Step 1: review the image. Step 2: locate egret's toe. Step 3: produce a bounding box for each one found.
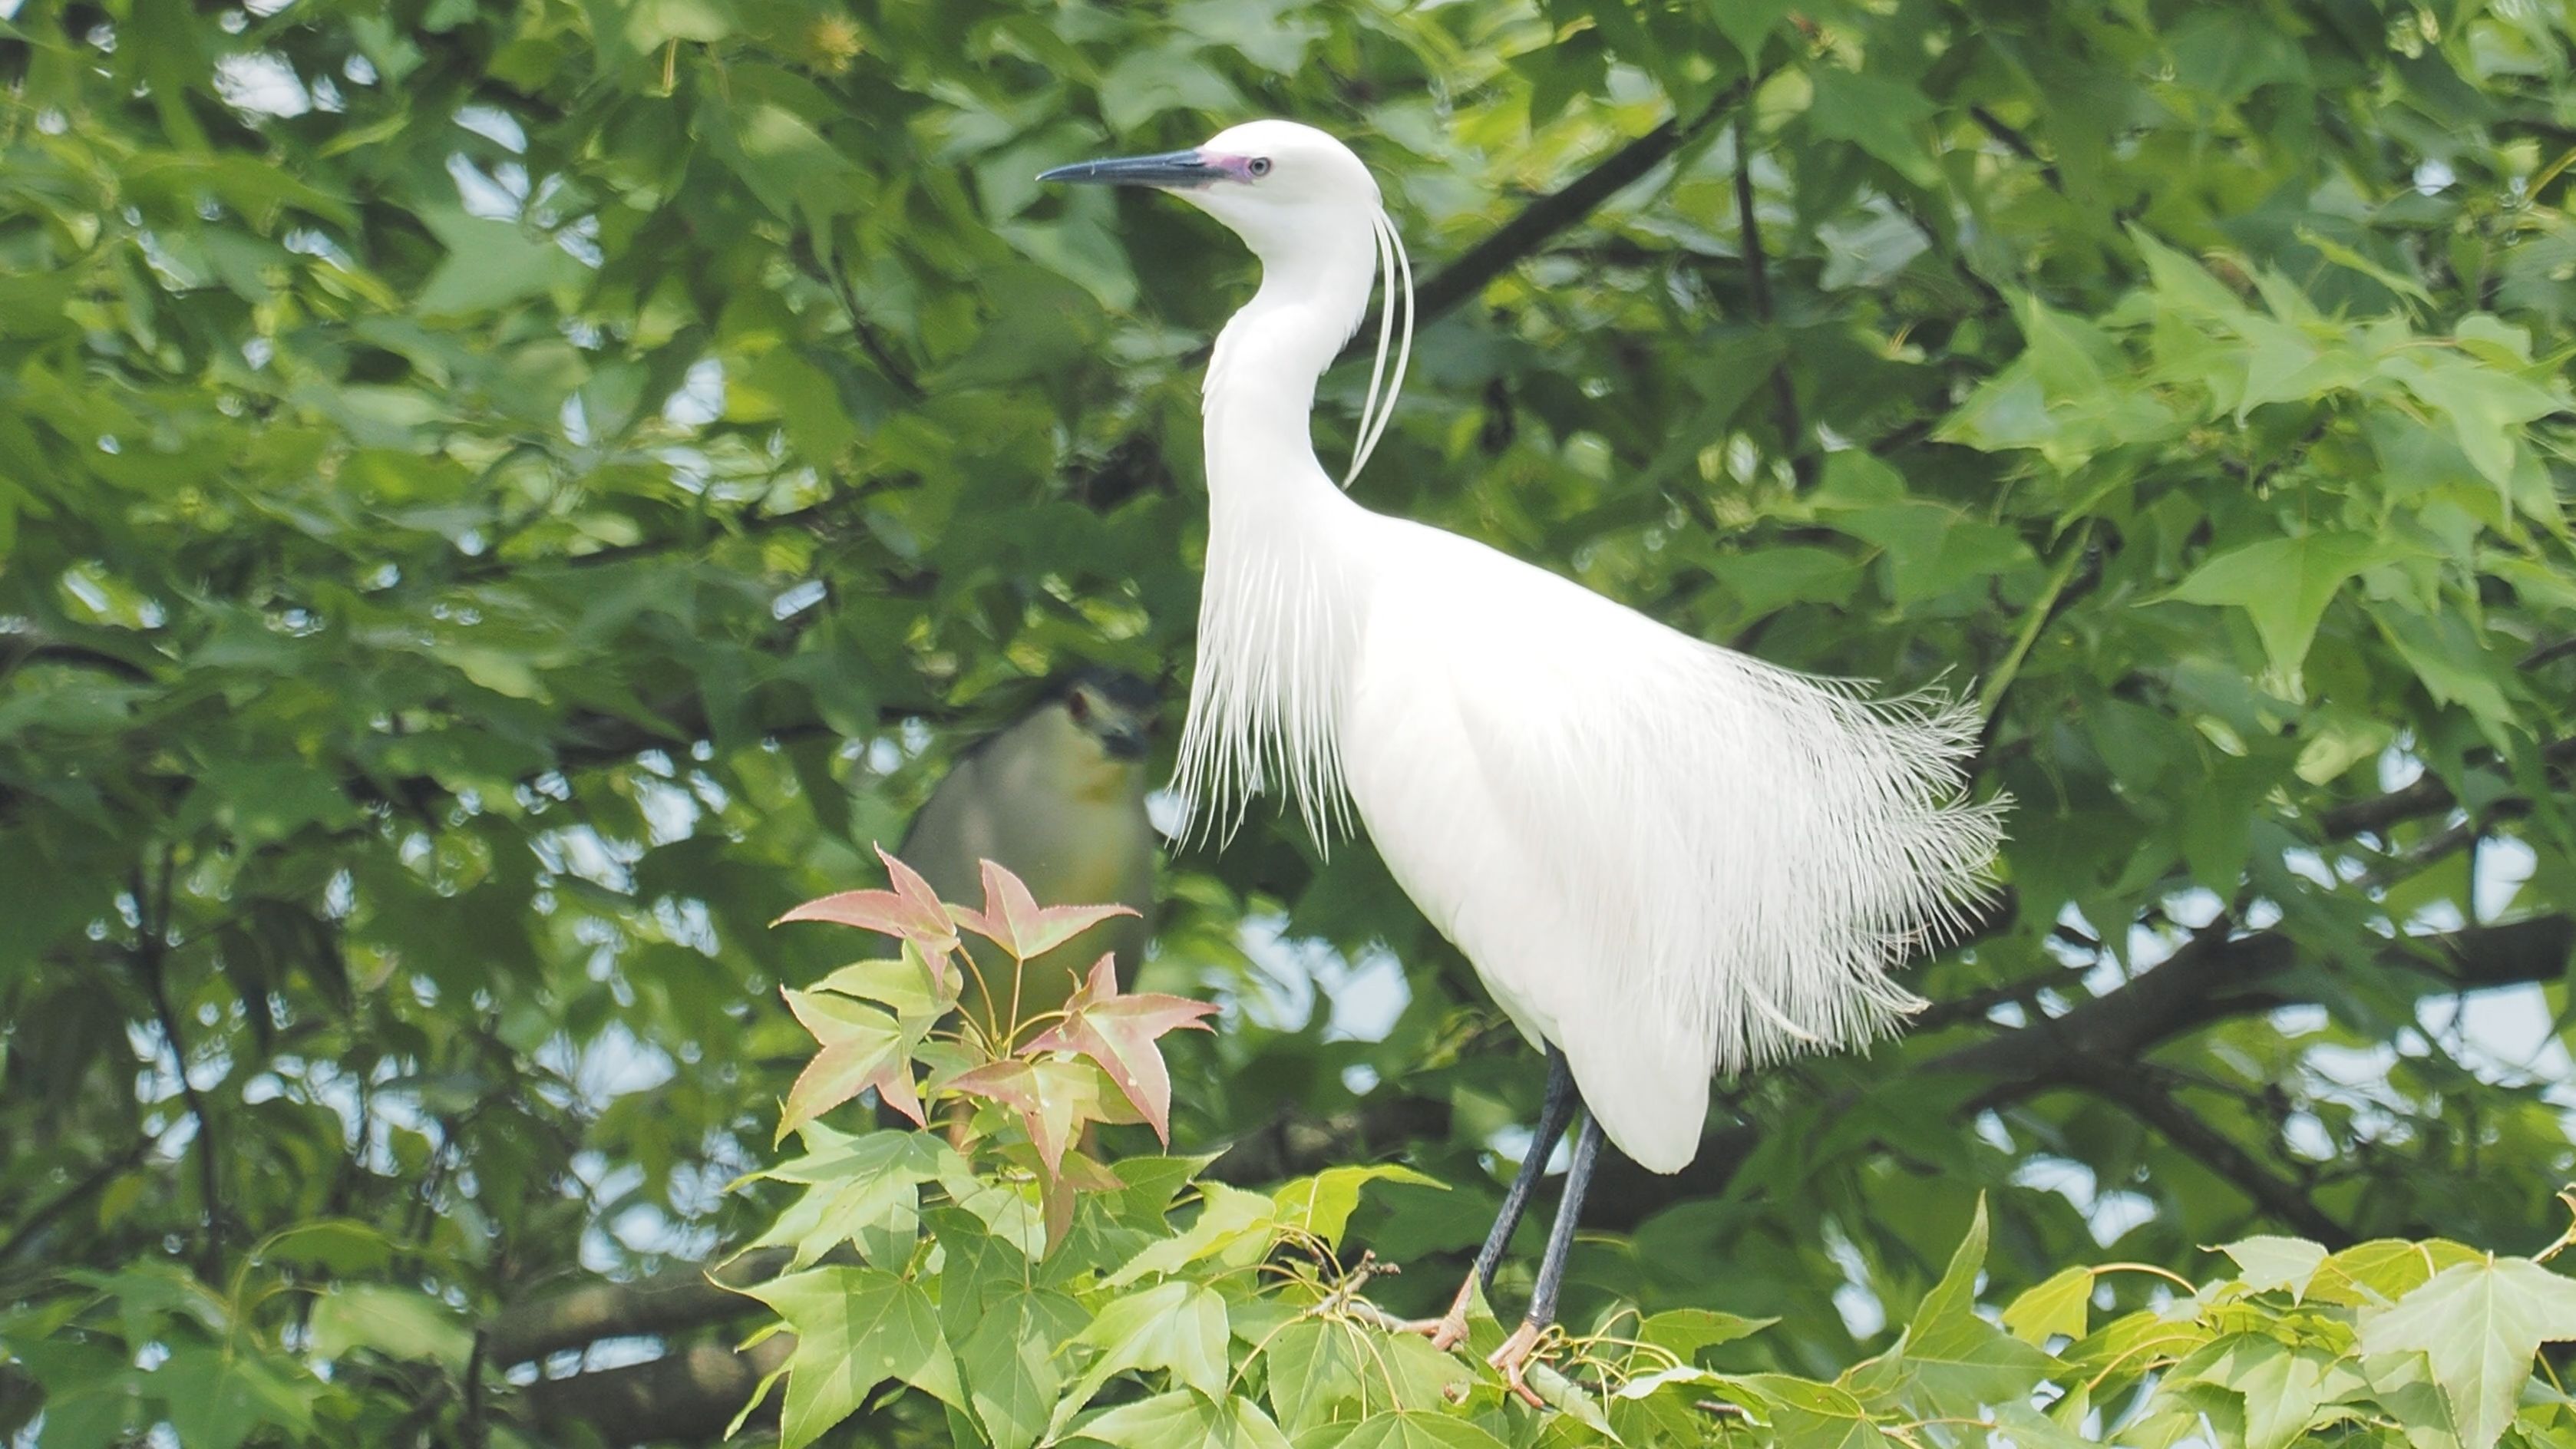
[1487,1319,1547,1409]
[1398,1276,1478,1351]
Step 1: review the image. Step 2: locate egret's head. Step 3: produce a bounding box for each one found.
[1039,119,1380,262]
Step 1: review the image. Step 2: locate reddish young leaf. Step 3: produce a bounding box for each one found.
[773,848,963,986]
[949,858,1138,961]
[876,845,959,947]
[777,989,923,1139]
[945,1056,1099,1177]
[774,888,935,938]
[1024,955,1218,1144]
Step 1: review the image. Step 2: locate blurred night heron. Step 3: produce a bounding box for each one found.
[1042,121,2003,1398]
[898,669,1161,1020]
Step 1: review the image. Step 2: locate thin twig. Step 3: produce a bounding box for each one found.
[0,1141,150,1272]
[2520,636,2576,670]
[133,855,226,1275]
[788,233,922,401]
[1734,132,1811,487]
[463,1332,490,1449]
[1967,105,2061,190]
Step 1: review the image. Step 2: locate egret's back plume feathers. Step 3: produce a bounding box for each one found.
[1068,117,2004,1173]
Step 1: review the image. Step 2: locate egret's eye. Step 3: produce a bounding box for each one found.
[1247,157,1273,178]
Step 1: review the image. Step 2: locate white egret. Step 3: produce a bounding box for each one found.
[1042,120,2003,1398]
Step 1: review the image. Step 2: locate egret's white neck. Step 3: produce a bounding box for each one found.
[1176,216,1382,846]
[1200,227,1378,503]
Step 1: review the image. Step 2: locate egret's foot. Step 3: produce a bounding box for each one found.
[1397,1276,1478,1352]
[1487,1319,1548,1408]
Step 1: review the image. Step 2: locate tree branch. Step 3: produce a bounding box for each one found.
[2316,735,2576,838]
[2070,1063,2350,1246]
[519,1335,789,1448]
[1204,1093,1454,1187]
[1337,87,1740,364]
[1925,913,2574,1090]
[484,1251,785,1368]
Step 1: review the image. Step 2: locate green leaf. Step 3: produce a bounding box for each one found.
[1719,546,1864,615]
[180,761,357,847]
[1805,67,1938,186]
[1739,1374,1897,1449]
[1640,1307,1774,1360]
[1097,41,1247,132]
[2223,1236,2330,1301]
[1263,1319,1367,1435]
[745,1267,963,1449]
[257,1219,395,1274]
[1328,1411,1513,1448]
[751,1124,960,1267]
[154,1345,312,1449]
[2178,1333,2368,1449]
[1828,502,2034,605]
[2380,610,2517,726]
[1862,1196,2059,1416]
[307,1284,473,1371]
[2313,1239,2488,1307]
[777,988,921,1137]
[2059,1309,2215,1399]
[2358,1257,2576,1449]
[1077,1390,1292,1449]
[1271,1164,1444,1252]
[1712,0,1800,62]
[958,1288,1086,1449]
[2379,348,2565,490]
[2168,530,2406,682]
[813,952,952,1038]
[1106,1181,1277,1286]
[2001,1266,2094,1345]
[1055,1279,1231,1429]
[414,208,583,315]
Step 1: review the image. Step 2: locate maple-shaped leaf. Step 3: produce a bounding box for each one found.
[774,847,963,968]
[813,947,955,1037]
[1023,955,1217,1144]
[945,1055,1100,1177]
[949,858,1138,962]
[778,988,923,1139]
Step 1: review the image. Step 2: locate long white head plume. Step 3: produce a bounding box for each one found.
[1342,209,1415,488]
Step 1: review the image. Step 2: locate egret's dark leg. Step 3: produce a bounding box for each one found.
[1405,1045,1577,1351]
[1489,1108,1605,1407]
[1475,1046,1579,1289]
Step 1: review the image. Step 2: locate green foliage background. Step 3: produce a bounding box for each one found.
[5,0,2576,1443]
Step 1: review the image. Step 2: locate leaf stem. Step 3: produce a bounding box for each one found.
[1981,520,2093,715]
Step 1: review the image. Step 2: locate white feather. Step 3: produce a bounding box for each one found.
[1165,120,2005,1173]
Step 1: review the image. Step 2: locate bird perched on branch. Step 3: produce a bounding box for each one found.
[1044,121,2003,1400]
[897,669,1161,1022]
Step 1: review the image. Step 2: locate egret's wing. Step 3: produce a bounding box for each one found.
[1353,530,2001,1170]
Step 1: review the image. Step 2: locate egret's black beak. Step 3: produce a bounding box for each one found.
[1038,150,1220,189]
